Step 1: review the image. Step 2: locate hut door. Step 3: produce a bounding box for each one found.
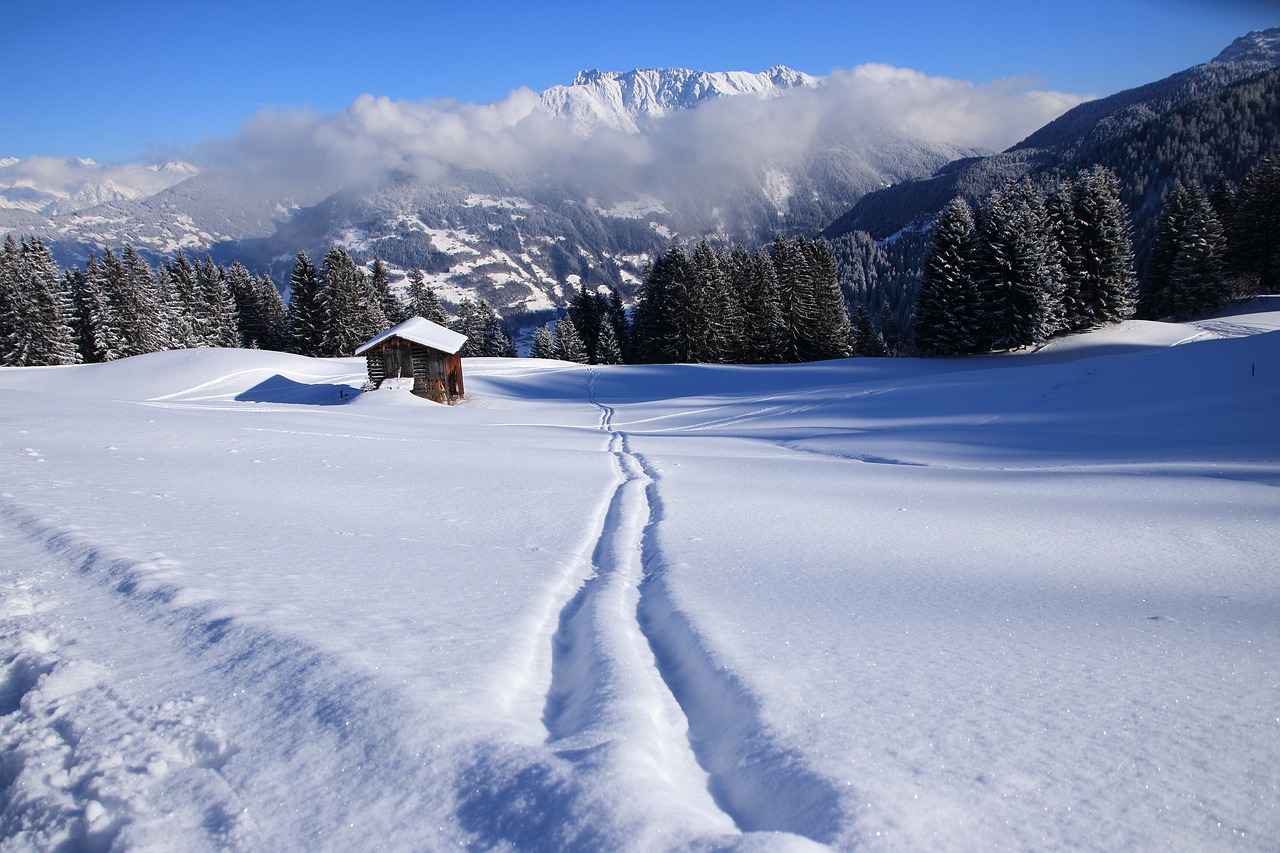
[384,343,413,378]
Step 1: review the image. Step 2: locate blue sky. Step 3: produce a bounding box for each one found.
[4,0,1276,163]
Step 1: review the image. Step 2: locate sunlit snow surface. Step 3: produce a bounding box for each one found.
[2,301,1278,851]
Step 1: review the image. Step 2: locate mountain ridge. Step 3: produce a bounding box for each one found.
[823,27,1280,243]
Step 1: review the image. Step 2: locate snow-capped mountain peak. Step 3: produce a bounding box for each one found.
[1209,27,1280,67]
[541,65,822,134]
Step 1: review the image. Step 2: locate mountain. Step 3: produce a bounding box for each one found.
[539,66,820,134]
[0,66,976,319]
[0,157,198,217]
[822,28,1280,248]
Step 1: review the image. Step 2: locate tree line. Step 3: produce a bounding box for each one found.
[1138,154,1279,320]
[912,166,1137,356]
[5,157,1273,369]
[529,236,870,365]
[0,240,516,367]
[912,155,1277,357]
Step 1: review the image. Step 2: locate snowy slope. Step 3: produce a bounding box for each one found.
[2,302,1278,851]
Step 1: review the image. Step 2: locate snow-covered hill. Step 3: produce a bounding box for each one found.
[2,303,1278,850]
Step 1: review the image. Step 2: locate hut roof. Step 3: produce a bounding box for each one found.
[355,317,467,356]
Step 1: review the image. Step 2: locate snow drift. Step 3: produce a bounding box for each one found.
[1,301,1277,851]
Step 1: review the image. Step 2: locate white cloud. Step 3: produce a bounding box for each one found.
[197,63,1088,199]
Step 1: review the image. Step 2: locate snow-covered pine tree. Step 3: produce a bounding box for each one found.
[552,314,588,363]
[633,243,694,364]
[369,258,404,325]
[71,255,114,362]
[688,240,739,364]
[739,249,787,363]
[256,274,287,349]
[0,236,77,366]
[228,262,286,350]
[974,179,1061,350]
[530,325,556,359]
[1069,166,1136,328]
[1140,183,1197,320]
[852,303,886,357]
[606,287,630,363]
[161,251,203,349]
[96,246,167,358]
[914,196,980,356]
[569,283,602,363]
[195,254,239,348]
[0,236,27,365]
[287,250,325,356]
[481,306,515,358]
[594,314,623,365]
[802,237,853,360]
[1169,191,1229,320]
[453,299,486,356]
[318,246,387,357]
[772,236,816,362]
[21,238,78,365]
[1233,154,1280,292]
[1046,181,1088,333]
[405,268,450,327]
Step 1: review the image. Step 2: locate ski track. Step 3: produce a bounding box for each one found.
[536,370,846,845]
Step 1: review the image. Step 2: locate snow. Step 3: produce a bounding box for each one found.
[2,301,1279,851]
[354,317,467,356]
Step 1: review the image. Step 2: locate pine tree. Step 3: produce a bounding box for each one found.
[0,236,78,366]
[595,315,624,365]
[914,197,980,356]
[552,315,588,363]
[92,245,167,359]
[1169,192,1229,320]
[772,236,816,362]
[0,236,27,365]
[318,246,386,357]
[481,306,515,358]
[606,287,631,363]
[530,325,556,359]
[1069,166,1136,327]
[974,179,1062,350]
[1233,154,1280,292]
[21,238,78,365]
[370,257,404,325]
[228,262,286,349]
[162,250,203,348]
[195,254,239,348]
[1045,182,1088,332]
[633,244,694,364]
[287,250,325,356]
[72,254,115,362]
[405,268,450,326]
[1141,183,1197,319]
[569,283,602,363]
[802,238,853,360]
[852,304,886,357]
[739,249,787,363]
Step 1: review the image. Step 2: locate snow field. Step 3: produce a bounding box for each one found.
[1,300,1278,850]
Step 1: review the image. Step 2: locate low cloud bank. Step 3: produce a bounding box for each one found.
[203,63,1088,191]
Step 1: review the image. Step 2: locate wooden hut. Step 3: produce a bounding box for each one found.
[355,317,467,403]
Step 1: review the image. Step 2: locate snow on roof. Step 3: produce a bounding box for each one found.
[355,317,467,356]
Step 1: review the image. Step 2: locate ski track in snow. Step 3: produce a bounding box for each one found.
[535,369,846,845]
